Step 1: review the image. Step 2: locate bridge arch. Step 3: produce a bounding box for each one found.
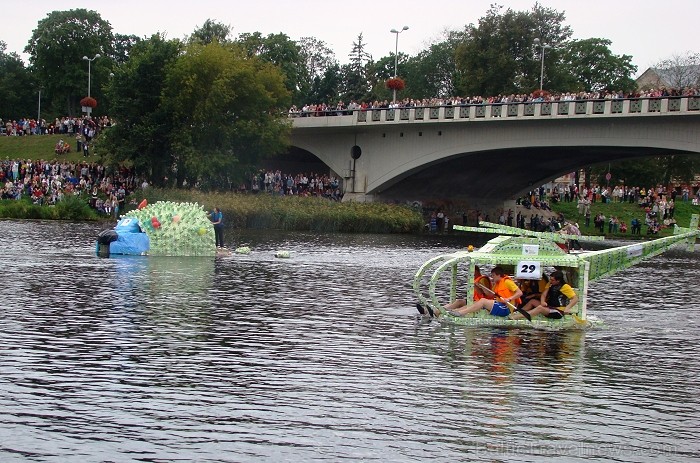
[289,97,700,204]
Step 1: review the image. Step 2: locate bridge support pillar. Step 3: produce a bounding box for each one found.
[342,192,374,203]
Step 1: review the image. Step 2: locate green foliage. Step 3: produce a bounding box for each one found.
[451,4,638,96]
[25,9,114,116]
[0,196,99,220]
[0,41,37,119]
[135,189,424,234]
[99,34,181,185]
[455,3,572,96]
[403,31,466,98]
[111,34,141,65]
[558,39,637,92]
[590,155,700,187]
[307,63,342,105]
[163,41,291,188]
[237,32,306,104]
[189,19,233,45]
[54,194,99,220]
[298,37,336,80]
[341,33,373,102]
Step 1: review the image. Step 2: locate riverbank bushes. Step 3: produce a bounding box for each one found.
[134,188,423,234]
[0,195,100,220]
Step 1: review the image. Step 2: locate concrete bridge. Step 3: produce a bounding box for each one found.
[289,96,700,212]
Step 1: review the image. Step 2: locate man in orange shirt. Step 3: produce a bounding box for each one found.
[446,266,522,318]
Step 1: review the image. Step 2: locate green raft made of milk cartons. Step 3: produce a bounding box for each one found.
[96,200,216,257]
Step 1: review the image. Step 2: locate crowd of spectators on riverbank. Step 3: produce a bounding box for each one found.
[533,182,698,235]
[245,169,342,201]
[0,115,113,137]
[0,158,140,216]
[0,157,344,214]
[288,85,700,117]
[498,179,700,239]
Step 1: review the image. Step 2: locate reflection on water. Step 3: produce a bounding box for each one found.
[0,221,698,462]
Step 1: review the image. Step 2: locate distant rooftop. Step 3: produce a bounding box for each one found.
[637,65,700,89]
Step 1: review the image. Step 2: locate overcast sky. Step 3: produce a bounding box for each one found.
[3,0,698,76]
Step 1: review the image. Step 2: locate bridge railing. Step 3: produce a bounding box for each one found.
[289,96,700,123]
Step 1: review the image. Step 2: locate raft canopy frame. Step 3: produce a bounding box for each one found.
[414,214,699,325]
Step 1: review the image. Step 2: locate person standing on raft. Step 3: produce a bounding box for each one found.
[208,207,225,248]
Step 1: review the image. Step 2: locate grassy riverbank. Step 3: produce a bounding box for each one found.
[550,198,700,237]
[0,134,89,163]
[133,188,423,234]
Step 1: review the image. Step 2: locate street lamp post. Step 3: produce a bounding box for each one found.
[82,53,101,98]
[533,38,552,91]
[389,26,409,103]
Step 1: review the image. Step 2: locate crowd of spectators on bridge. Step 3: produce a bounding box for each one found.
[0,158,141,217]
[288,85,700,117]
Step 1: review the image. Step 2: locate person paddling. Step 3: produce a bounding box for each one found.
[510,270,578,320]
[416,266,492,317]
[434,266,522,318]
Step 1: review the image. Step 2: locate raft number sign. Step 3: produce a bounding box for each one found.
[515,260,542,280]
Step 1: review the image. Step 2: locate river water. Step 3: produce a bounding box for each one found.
[0,220,698,462]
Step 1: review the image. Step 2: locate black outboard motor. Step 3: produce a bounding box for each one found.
[96,229,118,257]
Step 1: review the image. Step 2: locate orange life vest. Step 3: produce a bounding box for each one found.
[492,275,521,306]
[473,275,493,301]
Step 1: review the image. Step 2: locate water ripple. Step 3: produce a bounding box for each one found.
[0,221,698,462]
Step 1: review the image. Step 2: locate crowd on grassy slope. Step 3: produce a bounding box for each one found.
[1,115,113,137]
[514,183,699,236]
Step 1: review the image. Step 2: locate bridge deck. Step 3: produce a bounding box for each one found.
[291,96,700,128]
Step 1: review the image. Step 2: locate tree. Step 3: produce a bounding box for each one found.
[189,19,232,45]
[112,34,142,65]
[237,32,306,105]
[308,63,342,105]
[455,3,572,96]
[100,34,182,185]
[298,37,336,80]
[591,155,700,187]
[0,41,37,119]
[651,52,700,88]
[558,38,637,92]
[162,42,291,188]
[25,9,115,116]
[403,30,466,98]
[366,53,404,101]
[342,33,373,102]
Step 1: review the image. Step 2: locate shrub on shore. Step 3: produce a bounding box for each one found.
[0,195,100,221]
[132,188,423,234]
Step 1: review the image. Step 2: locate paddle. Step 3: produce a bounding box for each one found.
[475,282,531,321]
